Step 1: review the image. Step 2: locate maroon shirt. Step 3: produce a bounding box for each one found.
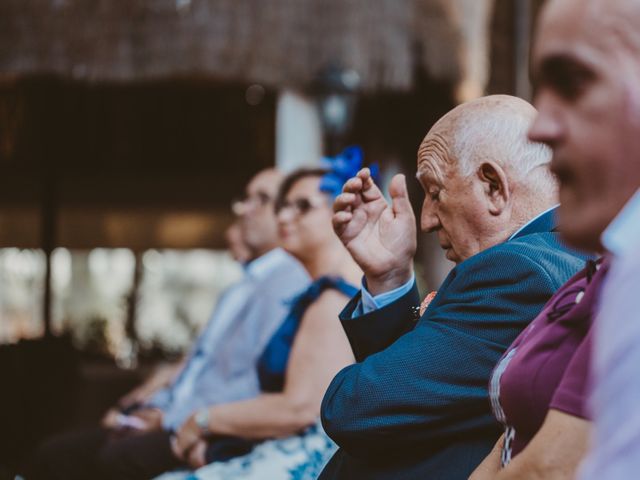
[489,260,608,465]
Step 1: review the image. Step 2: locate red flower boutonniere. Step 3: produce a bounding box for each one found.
[420,291,438,316]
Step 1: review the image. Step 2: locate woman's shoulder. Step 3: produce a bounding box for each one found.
[302,276,357,300]
[300,280,354,323]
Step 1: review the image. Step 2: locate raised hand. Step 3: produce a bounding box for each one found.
[333,168,417,295]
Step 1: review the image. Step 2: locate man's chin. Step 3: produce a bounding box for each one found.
[557,203,612,253]
[559,220,605,253]
[444,248,459,263]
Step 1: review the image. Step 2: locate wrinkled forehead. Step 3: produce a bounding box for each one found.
[416,132,451,186]
[417,103,472,185]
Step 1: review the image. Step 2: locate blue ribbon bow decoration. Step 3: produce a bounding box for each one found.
[319,146,380,199]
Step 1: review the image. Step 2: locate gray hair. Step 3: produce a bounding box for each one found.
[452,103,553,183]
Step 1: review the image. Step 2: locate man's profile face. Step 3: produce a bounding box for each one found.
[225,222,251,264]
[238,170,281,256]
[528,0,640,251]
[417,157,491,264]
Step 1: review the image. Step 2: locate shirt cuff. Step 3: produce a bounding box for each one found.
[354,273,416,316]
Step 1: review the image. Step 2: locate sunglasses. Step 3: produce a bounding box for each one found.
[275,195,328,217]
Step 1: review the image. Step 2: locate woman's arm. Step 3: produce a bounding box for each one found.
[494,409,590,480]
[469,434,504,480]
[174,290,355,456]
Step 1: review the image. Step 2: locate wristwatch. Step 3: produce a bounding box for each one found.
[194,408,210,435]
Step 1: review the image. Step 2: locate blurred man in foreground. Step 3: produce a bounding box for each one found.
[526,0,640,478]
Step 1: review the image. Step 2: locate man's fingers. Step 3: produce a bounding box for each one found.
[333,192,357,213]
[333,210,353,228]
[355,168,385,203]
[389,174,413,217]
[356,167,370,179]
[340,168,384,205]
[332,211,353,239]
[342,176,363,194]
[357,167,376,191]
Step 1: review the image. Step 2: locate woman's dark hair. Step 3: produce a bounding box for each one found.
[274,168,329,213]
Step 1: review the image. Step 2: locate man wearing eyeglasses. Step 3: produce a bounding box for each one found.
[29,169,310,480]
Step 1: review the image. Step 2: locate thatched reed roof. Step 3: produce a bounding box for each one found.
[0,0,493,93]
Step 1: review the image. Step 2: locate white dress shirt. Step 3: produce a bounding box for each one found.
[148,248,310,430]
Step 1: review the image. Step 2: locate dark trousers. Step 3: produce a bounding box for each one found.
[27,427,184,480]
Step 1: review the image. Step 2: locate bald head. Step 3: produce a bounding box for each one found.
[418,95,555,199]
[415,95,558,263]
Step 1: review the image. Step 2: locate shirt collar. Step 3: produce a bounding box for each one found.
[245,247,291,279]
[601,188,640,258]
[508,204,559,241]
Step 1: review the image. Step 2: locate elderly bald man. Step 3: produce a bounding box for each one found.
[318,95,590,480]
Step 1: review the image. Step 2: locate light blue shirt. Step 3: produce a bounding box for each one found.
[147,248,310,430]
[579,189,640,480]
[356,206,559,315]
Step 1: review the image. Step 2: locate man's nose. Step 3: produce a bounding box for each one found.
[528,92,563,148]
[421,201,440,232]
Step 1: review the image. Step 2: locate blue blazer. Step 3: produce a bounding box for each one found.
[319,210,591,480]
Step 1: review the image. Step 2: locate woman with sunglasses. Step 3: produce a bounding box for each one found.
[158,151,366,480]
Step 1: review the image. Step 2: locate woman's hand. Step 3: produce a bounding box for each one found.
[172,414,203,460]
[186,440,207,468]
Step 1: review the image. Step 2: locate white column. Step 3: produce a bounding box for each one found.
[275,90,324,172]
[452,0,494,102]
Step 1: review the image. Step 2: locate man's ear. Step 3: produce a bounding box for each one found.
[477,162,509,215]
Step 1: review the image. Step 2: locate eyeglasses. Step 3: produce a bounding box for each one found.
[275,196,328,217]
[231,191,272,215]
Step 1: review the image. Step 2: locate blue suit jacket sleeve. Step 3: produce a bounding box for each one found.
[321,245,565,458]
[339,285,421,362]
